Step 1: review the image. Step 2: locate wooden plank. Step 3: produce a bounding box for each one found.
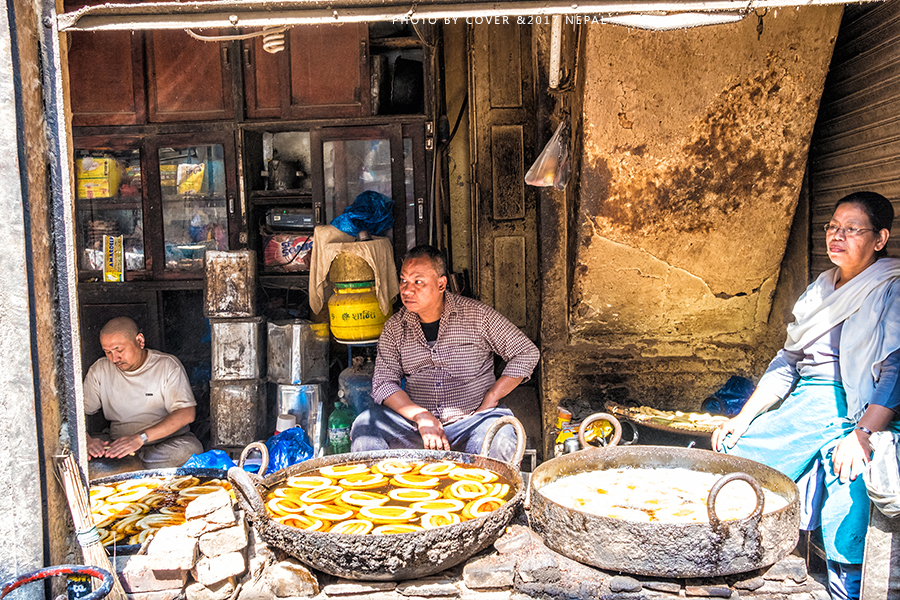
[491,125,525,221]
[488,27,523,108]
[493,236,526,327]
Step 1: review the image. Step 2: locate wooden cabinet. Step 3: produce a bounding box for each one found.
[243,24,370,120]
[67,29,145,126]
[146,31,235,122]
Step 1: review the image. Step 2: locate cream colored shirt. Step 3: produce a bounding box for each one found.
[83,349,196,439]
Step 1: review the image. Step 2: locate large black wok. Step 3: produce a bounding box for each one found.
[229,417,526,581]
[90,466,231,554]
[528,445,800,578]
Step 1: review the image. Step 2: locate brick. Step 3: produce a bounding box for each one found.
[463,555,515,589]
[113,555,187,594]
[192,551,247,587]
[146,524,199,570]
[396,577,458,597]
[323,580,398,595]
[265,560,319,597]
[127,589,183,600]
[185,489,232,520]
[200,522,249,558]
[185,580,235,600]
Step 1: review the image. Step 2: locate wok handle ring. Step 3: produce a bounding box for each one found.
[577,413,623,449]
[239,441,269,477]
[228,465,268,519]
[707,471,765,527]
[480,416,527,467]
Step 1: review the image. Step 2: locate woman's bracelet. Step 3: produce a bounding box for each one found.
[855,425,874,436]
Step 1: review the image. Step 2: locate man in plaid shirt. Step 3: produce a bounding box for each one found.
[350,245,539,461]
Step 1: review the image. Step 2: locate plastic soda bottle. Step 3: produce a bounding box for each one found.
[327,401,354,454]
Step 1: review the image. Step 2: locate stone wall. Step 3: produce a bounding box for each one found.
[538,9,844,449]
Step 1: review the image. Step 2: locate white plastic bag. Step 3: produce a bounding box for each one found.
[863,431,900,517]
[525,120,570,190]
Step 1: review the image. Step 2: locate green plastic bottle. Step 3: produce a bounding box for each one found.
[327,401,354,454]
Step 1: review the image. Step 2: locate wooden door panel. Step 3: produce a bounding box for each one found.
[286,24,370,119]
[242,37,281,119]
[68,30,145,126]
[146,30,233,122]
[471,24,538,340]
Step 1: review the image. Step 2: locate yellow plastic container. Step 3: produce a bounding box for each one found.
[328,283,391,342]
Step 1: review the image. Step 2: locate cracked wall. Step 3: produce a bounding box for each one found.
[542,9,843,428]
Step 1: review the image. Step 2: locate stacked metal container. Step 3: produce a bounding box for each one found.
[205,250,266,448]
[267,320,330,456]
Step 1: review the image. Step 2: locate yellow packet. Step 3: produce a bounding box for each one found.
[103,235,124,282]
[177,163,205,195]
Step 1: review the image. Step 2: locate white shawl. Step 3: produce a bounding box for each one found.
[785,257,900,421]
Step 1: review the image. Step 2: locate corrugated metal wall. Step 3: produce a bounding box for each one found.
[808,1,900,276]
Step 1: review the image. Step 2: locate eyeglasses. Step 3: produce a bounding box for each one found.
[823,224,875,237]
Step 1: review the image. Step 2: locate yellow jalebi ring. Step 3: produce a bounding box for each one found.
[178,485,225,499]
[372,460,414,476]
[328,519,375,535]
[358,505,417,524]
[267,497,307,516]
[447,467,498,484]
[371,523,423,535]
[388,488,442,502]
[164,476,199,491]
[420,511,462,529]
[270,487,309,500]
[128,529,153,545]
[97,528,126,547]
[390,474,440,489]
[115,478,163,491]
[298,486,344,504]
[461,496,506,519]
[89,486,115,501]
[158,506,185,516]
[286,475,333,490]
[277,514,326,531]
[106,486,156,504]
[411,499,465,513]
[447,480,489,500]
[303,504,354,522]
[111,514,145,534]
[485,483,511,499]
[141,492,176,508]
[319,464,369,478]
[338,490,389,508]
[418,461,457,476]
[338,473,386,490]
[97,502,136,517]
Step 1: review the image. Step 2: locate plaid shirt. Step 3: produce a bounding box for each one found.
[371,292,539,423]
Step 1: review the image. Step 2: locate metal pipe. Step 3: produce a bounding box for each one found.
[549,15,562,90]
[57,0,864,32]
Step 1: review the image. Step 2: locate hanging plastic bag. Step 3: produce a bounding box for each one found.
[331,190,394,237]
[182,449,238,470]
[265,426,314,472]
[864,431,900,517]
[525,119,571,191]
[700,375,755,416]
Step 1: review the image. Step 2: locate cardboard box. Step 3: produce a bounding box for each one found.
[76,157,122,199]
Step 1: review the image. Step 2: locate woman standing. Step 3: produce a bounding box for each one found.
[712,191,900,600]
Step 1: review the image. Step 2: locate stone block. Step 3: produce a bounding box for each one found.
[185,579,235,600]
[637,579,681,594]
[609,576,641,593]
[753,580,812,595]
[185,489,232,520]
[113,555,187,593]
[192,551,247,587]
[323,580,398,596]
[146,524,199,570]
[265,560,319,597]
[494,525,538,555]
[515,550,559,584]
[762,555,808,583]
[459,591,511,600]
[128,589,183,600]
[463,554,515,589]
[236,578,270,600]
[396,577,459,597]
[204,505,238,527]
[684,585,732,597]
[200,522,249,558]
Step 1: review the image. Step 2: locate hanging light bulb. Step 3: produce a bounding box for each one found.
[262,26,287,53]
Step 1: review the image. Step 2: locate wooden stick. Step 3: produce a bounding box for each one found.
[55,455,129,600]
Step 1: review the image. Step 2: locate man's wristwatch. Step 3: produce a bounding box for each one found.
[139,432,149,444]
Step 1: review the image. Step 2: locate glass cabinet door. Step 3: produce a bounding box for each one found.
[75,148,145,275]
[158,144,229,272]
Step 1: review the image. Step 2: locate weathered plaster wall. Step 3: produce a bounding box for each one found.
[539,9,842,441]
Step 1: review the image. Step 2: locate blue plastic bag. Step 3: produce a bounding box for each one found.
[331,191,394,237]
[265,427,314,472]
[701,375,755,416]
[182,449,237,470]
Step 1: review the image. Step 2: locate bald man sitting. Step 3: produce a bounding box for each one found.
[84,317,203,475]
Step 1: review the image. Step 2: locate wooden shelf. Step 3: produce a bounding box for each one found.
[250,191,313,205]
[370,37,424,50]
[259,273,310,289]
[77,198,142,210]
